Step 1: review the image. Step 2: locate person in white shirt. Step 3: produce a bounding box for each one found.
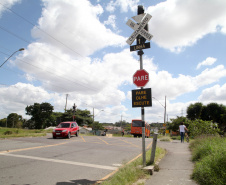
[179,122,188,143]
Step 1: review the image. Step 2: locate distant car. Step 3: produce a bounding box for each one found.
[52,122,79,139]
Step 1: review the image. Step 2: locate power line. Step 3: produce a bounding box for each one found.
[0,2,84,58]
[0,50,99,92]
[0,24,92,78]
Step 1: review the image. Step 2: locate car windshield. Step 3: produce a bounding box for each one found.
[58,123,70,128]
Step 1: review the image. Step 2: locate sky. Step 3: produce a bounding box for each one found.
[0,0,226,124]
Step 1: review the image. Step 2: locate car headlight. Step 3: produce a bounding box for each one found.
[62,130,67,132]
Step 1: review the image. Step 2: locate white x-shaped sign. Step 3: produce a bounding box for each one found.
[126,13,153,45]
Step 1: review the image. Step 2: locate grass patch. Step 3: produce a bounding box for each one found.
[0,127,48,138]
[101,147,166,185]
[159,136,171,142]
[170,135,181,140]
[190,135,226,185]
[112,133,133,137]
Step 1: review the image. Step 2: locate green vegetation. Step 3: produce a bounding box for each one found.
[112,133,133,137]
[0,127,50,138]
[170,135,180,140]
[167,116,187,132]
[187,102,226,133]
[190,135,226,185]
[188,119,220,137]
[167,117,221,138]
[0,102,132,132]
[167,102,225,136]
[159,136,171,142]
[101,147,166,185]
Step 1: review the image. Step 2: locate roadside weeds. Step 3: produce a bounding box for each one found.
[98,146,166,185]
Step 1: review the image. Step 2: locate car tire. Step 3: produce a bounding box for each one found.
[76,131,79,137]
[67,132,71,139]
[53,136,56,139]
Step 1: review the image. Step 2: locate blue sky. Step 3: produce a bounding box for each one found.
[0,0,226,124]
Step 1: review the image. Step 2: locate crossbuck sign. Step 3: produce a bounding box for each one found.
[126,13,153,45]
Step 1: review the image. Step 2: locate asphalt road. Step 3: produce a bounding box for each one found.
[0,134,152,185]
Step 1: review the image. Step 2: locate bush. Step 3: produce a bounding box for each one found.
[4,130,13,135]
[188,119,220,138]
[190,136,226,185]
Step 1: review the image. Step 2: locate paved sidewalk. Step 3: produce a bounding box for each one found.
[145,140,198,185]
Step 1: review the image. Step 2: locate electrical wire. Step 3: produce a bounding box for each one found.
[0,50,99,92]
[0,3,151,122]
[0,2,84,58]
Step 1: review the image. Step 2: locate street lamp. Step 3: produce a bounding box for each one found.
[0,48,24,68]
[153,96,166,124]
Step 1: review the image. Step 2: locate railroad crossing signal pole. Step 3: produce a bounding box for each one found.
[137,5,147,167]
[138,50,146,167]
[127,5,153,167]
[138,6,146,167]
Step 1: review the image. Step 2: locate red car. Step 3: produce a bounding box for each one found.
[52,122,79,139]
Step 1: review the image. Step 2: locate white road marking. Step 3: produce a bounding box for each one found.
[112,164,122,167]
[0,153,117,170]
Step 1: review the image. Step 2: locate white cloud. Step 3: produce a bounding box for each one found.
[24,73,36,82]
[106,0,115,13]
[31,0,126,57]
[147,0,226,52]
[2,0,226,124]
[0,82,130,123]
[12,42,226,123]
[198,84,226,104]
[146,65,226,101]
[104,15,117,30]
[196,57,217,69]
[145,101,190,123]
[194,65,226,87]
[0,0,21,17]
[0,83,53,118]
[106,0,139,13]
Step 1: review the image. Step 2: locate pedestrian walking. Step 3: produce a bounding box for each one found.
[179,122,188,143]
[121,129,124,137]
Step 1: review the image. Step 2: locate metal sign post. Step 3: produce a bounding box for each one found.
[126,5,153,167]
[138,49,146,167]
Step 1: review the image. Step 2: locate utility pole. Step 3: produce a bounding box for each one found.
[121,115,123,129]
[164,96,166,124]
[93,108,95,131]
[65,94,68,112]
[72,103,76,121]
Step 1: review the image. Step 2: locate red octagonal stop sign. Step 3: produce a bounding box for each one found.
[133,69,149,87]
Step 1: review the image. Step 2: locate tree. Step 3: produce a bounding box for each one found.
[23,119,35,129]
[168,116,187,132]
[93,121,104,130]
[6,113,23,128]
[201,103,226,132]
[59,109,93,126]
[0,118,7,127]
[187,102,203,120]
[186,102,226,133]
[26,102,54,129]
